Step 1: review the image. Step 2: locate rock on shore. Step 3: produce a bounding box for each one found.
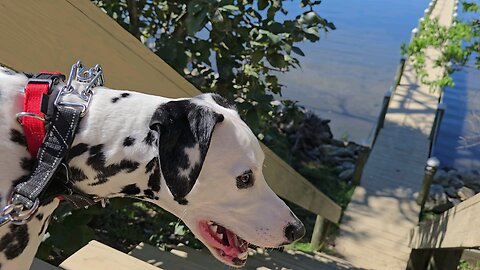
[424,168,480,213]
[282,112,361,183]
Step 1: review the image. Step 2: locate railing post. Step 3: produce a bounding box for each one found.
[310,215,330,250]
[394,57,406,87]
[352,146,370,186]
[416,157,440,218]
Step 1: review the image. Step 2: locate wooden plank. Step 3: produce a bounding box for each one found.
[409,193,480,249]
[0,0,341,221]
[60,241,161,270]
[130,242,362,270]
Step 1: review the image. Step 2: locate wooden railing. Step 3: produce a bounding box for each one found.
[407,192,480,269]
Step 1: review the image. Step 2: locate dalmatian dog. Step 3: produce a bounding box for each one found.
[0,65,305,270]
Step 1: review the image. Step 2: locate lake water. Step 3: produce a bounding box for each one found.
[280,0,480,170]
[431,5,480,170]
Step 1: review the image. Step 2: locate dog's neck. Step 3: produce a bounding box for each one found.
[0,71,181,269]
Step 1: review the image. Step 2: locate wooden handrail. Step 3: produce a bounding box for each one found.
[409,192,480,249]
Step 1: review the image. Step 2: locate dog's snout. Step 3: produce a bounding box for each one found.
[284,221,306,243]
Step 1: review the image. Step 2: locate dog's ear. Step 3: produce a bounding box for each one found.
[149,100,224,205]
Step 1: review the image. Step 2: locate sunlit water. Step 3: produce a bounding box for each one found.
[280,0,479,169]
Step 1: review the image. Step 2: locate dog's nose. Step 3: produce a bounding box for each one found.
[284,221,306,243]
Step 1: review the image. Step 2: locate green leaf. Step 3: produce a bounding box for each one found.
[258,0,268,10]
[219,5,239,11]
[292,46,305,56]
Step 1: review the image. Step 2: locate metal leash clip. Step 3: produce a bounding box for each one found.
[0,196,39,227]
[54,60,104,117]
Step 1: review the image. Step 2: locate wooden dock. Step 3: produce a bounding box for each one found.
[31,241,362,270]
[333,0,456,269]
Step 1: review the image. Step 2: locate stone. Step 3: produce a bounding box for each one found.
[339,168,354,181]
[429,184,446,202]
[444,186,458,198]
[462,172,480,186]
[341,161,355,170]
[449,177,464,189]
[330,147,355,158]
[457,187,476,201]
[433,169,449,186]
[447,197,461,206]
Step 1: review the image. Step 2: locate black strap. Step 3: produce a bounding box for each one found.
[13,106,81,209]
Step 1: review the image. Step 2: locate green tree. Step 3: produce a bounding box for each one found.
[405,1,479,90]
[92,0,334,140]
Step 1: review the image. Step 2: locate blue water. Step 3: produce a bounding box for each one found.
[280,0,480,170]
[433,62,480,170]
[280,0,428,143]
[432,5,480,170]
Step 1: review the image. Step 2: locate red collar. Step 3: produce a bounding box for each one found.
[20,72,65,157]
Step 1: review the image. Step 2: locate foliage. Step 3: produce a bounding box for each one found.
[405,1,479,91]
[458,259,479,270]
[92,0,334,138]
[37,198,202,264]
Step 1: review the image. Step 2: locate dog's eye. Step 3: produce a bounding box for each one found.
[236,170,254,189]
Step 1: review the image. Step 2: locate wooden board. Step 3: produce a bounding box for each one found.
[409,192,480,249]
[0,0,340,222]
[60,241,162,270]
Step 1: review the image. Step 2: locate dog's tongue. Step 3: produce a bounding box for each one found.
[222,230,240,257]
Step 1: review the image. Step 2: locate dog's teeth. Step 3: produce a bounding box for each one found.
[239,251,248,259]
[207,221,213,225]
[216,233,223,239]
[233,235,239,246]
[211,225,217,232]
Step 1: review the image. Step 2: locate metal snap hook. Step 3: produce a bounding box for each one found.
[16,112,46,123]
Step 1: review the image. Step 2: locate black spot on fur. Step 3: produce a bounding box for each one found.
[149,99,223,204]
[111,92,131,103]
[0,224,29,260]
[143,131,155,146]
[145,157,157,173]
[20,157,35,171]
[123,136,135,147]
[87,145,139,185]
[87,144,106,170]
[143,189,154,199]
[35,213,44,221]
[68,143,89,161]
[121,184,141,195]
[210,93,237,110]
[177,198,188,205]
[9,129,26,147]
[70,166,87,182]
[145,157,161,192]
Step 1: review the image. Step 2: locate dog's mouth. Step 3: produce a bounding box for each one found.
[198,220,249,267]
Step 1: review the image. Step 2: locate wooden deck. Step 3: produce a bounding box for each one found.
[30,241,362,270]
[333,0,456,269]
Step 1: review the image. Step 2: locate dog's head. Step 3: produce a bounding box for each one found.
[148,93,305,267]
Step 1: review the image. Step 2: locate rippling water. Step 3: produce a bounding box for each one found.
[280,0,479,169]
[280,0,428,143]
